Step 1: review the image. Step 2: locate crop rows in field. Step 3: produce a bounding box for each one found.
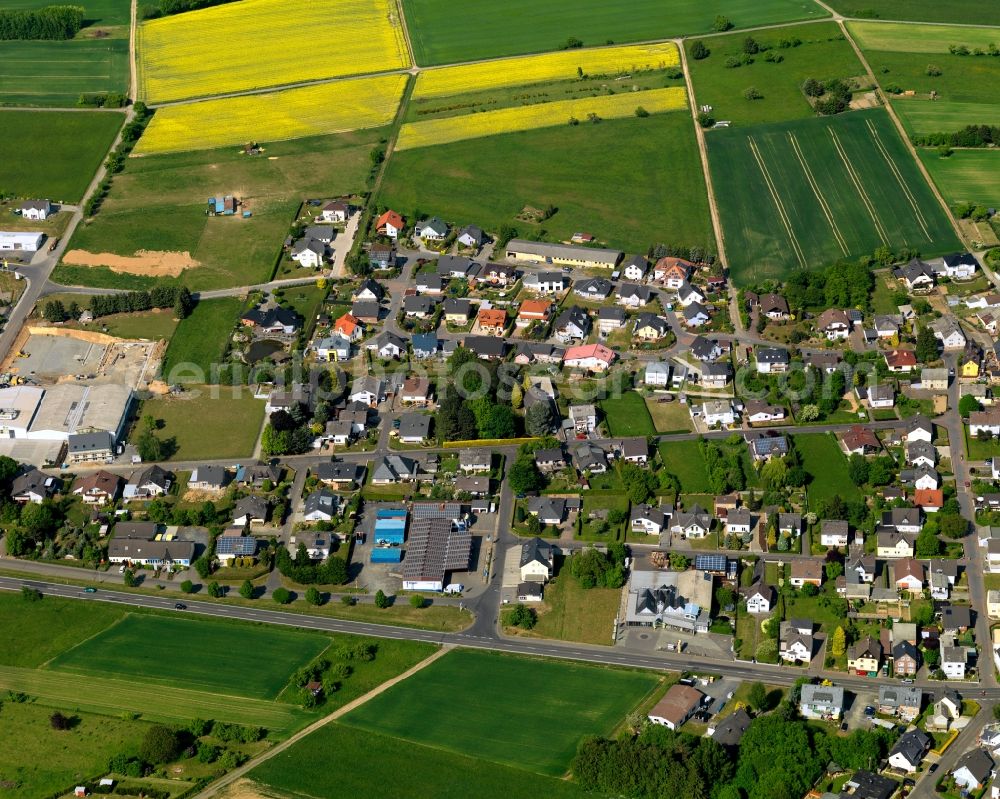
[396,86,686,150]
[709,109,960,282]
[413,42,679,99]
[136,75,407,155]
[137,0,409,104]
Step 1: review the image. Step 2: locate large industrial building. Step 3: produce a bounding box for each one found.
[0,384,133,444]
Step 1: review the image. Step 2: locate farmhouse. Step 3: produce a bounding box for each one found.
[20,199,52,220]
[505,239,622,269]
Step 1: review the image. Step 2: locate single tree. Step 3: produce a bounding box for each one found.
[374,589,390,609]
[409,594,424,609]
[747,681,767,711]
[829,625,846,657]
[272,587,291,604]
[239,580,253,599]
[305,586,322,606]
[180,579,194,594]
[690,40,709,60]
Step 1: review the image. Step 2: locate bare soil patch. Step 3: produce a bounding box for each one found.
[62,248,200,276]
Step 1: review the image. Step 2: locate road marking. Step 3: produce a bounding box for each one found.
[747,136,807,269]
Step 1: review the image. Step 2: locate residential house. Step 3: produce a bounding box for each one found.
[725,508,752,537]
[848,637,882,676]
[314,461,364,489]
[527,497,569,526]
[816,308,851,340]
[758,293,790,320]
[867,384,895,409]
[475,263,517,288]
[535,447,566,473]
[744,402,785,424]
[517,299,552,327]
[953,750,994,791]
[877,529,916,558]
[568,403,598,435]
[780,624,813,663]
[520,537,554,582]
[400,377,432,406]
[349,376,385,407]
[290,237,326,268]
[215,531,257,564]
[756,346,789,373]
[319,200,350,223]
[523,271,565,294]
[907,440,936,467]
[779,513,802,538]
[375,210,404,238]
[617,282,654,308]
[648,684,704,730]
[699,361,730,388]
[457,225,484,249]
[233,495,269,527]
[898,258,936,291]
[397,413,432,444]
[333,312,363,342]
[884,349,917,373]
[302,489,338,522]
[971,408,1000,437]
[67,431,115,464]
[747,432,788,460]
[123,465,171,500]
[189,465,229,492]
[930,316,966,350]
[841,425,881,456]
[476,308,508,336]
[799,684,844,720]
[644,362,671,387]
[443,297,472,325]
[789,559,823,588]
[368,243,395,270]
[72,470,122,505]
[654,256,691,288]
[874,315,901,339]
[892,641,920,678]
[11,469,60,504]
[597,305,626,333]
[19,199,51,220]
[633,312,670,341]
[354,278,384,302]
[879,685,922,720]
[351,300,380,324]
[371,455,419,483]
[695,399,737,427]
[416,273,444,295]
[676,281,705,307]
[411,332,439,360]
[372,331,406,360]
[691,336,724,362]
[820,520,850,547]
[670,505,712,539]
[883,506,923,534]
[941,604,972,634]
[941,645,967,680]
[745,583,774,614]
[895,557,924,592]
[683,302,710,327]
[622,255,649,282]
[414,217,449,242]
[631,504,671,536]
[564,343,616,371]
[941,252,978,279]
[553,306,590,343]
[573,277,613,300]
[403,295,436,318]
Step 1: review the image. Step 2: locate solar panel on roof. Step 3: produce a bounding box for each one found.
[694,554,727,572]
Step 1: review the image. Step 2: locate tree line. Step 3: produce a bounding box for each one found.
[141,0,240,19]
[0,6,83,40]
[43,286,193,323]
[912,124,1000,148]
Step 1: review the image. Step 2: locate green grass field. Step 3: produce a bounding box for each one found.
[98,307,180,340]
[893,100,1000,137]
[686,23,867,126]
[0,39,129,107]
[131,389,266,460]
[5,0,131,26]
[251,722,593,799]
[794,432,862,508]
[0,110,122,201]
[645,397,693,433]
[528,569,621,645]
[831,0,1000,24]
[0,592,126,668]
[0,702,146,799]
[380,113,714,253]
[708,108,961,282]
[48,614,330,699]
[342,649,658,776]
[600,391,655,436]
[920,149,1000,209]
[161,296,242,378]
[57,129,383,291]
[847,20,1000,50]
[658,438,712,492]
[403,0,828,65]
[0,663,312,732]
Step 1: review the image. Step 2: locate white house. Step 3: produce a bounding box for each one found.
[694,399,736,427]
[820,520,849,547]
[941,645,967,680]
[644,362,671,387]
[290,238,326,268]
[20,199,51,220]
[745,584,773,614]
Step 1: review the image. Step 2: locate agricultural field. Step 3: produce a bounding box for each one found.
[0,39,129,107]
[847,22,1000,135]
[56,128,383,290]
[0,110,123,202]
[921,149,1000,210]
[0,702,147,799]
[381,113,714,253]
[599,390,656,436]
[708,109,961,282]
[685,22,869,126]
[48,614,331,699]
[0,591,125,668]
[161,296,243,377]
[4,0,130,26]
[136,75,408,155]
[396,86,686,149]
[794,432,862,508]
[342,649,659,776]
[827,0,1000,26]
[137,0,409,103]
[402,0,829,65]
[414,42,679,99]
[131,388,266,460]
[250,723,593,799]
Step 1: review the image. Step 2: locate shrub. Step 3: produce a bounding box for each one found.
[272,587,291,604]
[409,594,424,609]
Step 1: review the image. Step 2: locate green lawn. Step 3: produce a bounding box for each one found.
[527,569,621,645]
[276,284,327,339]
[0,110,123,202]
[646,397,693,433]
[97,308,180,340]
[0,39,129,107]
[578,493,629,542]
[600,391,655,436]
[342,649,659,776]
[794,432,862,508]
[251,722,594,799]
[161,297,242,380]
[920,149,1000,210]
[130,389,265,461]
[0,592,125,668]
[380,112,715,254]
[48,614,330,699]
[709,108,961,283]
[402,0,828,65]
[686,22,867,127]
[964,428,1000,460]
[57,129,383,291]
[659,438,712,492]
[0,702,147,799]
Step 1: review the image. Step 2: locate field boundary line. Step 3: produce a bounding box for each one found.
[827,126,889,244]
[37,612,128,670]
[865,117,932,240]
[747,136,807,269]
[191,645,454,799]
[787,131,849,256]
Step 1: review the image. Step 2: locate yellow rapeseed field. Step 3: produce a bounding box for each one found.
[134,75,407,155]
[396,86,686,150]
[137,0,409,104]
[414,42,679,100]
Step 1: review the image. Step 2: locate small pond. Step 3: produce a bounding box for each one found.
[246,339,284,363]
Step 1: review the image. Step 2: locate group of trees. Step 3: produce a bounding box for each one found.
[262,405,315,457]
[505,603,537,629]
[275,542,348,585]
[42,286,192,324]
[141,0,238,19]
[913,124,1000,149]
[701,440,747,495]
[436,350,521,441]
[0,5,83,39]
[802,77,853,114]
[782,258,875,312]
[569,542,626,589]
